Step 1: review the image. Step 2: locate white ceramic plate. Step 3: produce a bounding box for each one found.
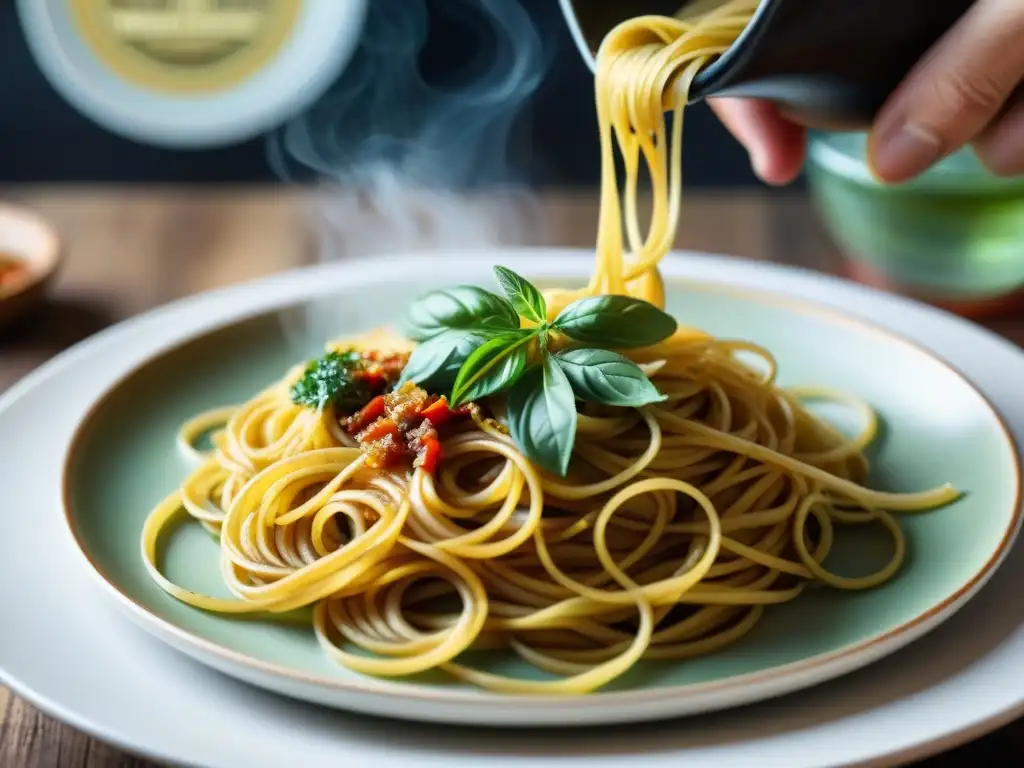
[4,250,1024,767]
[56,253,1021,728]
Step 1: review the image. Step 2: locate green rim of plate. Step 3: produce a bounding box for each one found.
[62,277,1022,701]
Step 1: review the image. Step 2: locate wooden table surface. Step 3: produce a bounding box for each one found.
[0,186,1021,767]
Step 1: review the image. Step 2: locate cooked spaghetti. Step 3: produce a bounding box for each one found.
[142,0,959,695]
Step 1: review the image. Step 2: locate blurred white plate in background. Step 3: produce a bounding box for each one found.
[16,0,367,149]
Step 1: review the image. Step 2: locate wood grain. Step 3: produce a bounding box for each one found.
[0,186,1019,767]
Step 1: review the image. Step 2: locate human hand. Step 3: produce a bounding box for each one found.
[710,0,1024,185]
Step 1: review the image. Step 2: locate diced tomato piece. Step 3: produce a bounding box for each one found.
[337,367,475,472]
[421,397,456,427]
[347,395,386,434]
[415,437,443,474]
[358,418,400,444]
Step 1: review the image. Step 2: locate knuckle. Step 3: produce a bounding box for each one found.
[926,65,1009,120]
[977,153,1022,177]
[975,136,1024,177]
[991,163,1021,178]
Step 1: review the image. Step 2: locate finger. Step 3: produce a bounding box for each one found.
[974,89,1024,176]
[869,0,1024,183]
[708,97,807,185]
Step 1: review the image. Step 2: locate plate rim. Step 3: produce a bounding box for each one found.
[56,249,1024,716]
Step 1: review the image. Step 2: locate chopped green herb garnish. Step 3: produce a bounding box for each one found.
[290,350,368,411]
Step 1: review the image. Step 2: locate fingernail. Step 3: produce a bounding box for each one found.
[871,122,942,182]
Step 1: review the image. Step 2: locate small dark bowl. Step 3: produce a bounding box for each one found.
[561,0,974,129]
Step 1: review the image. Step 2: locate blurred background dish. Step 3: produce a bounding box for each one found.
[807,132,1024,318]
[15,0,369,149]
[0,202,61,331]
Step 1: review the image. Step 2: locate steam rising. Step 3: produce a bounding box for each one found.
[267,0,551,263]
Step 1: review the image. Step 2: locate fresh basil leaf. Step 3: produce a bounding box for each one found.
[399,331,490,393]
[403,286,519,342]
[450,331,533,406]
[554,348,666,407]
[507,355,577,476]
[494,266,547,325]
[552,295,677,348]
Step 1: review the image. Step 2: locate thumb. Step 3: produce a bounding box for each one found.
[869,0,1024,183]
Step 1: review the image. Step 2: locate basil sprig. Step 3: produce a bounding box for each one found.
[450,330,534,405]
[553,348,666,407]
[494,265,547,325]
[508,356,577,476]
[403,285,520,342]
[552,295,678,348]
[399,266,677,476]
[397,330,489,394]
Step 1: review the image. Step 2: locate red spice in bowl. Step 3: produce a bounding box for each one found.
[0,203,62,330]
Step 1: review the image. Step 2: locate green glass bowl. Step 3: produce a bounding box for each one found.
[806,132,1024,312]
